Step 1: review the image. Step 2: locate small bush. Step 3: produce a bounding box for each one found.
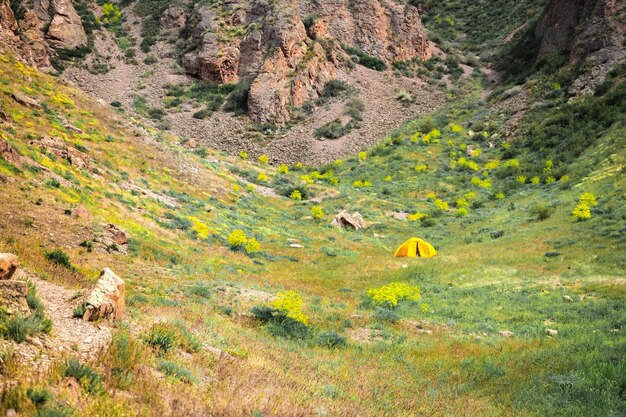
[395,90,413,103]
[373,306,400,323]
[245,238,261,254]
[223,82,250,114]
[321,80,349,98]
[227,230,248,249]
[316,331,347,348]
[44,249,75,270]
[62,358,103,394]
[250,306,309,339]
[289,190,302,200]
[341,45,387,71]
[107,329,143,388]
[572,203,591,220]
[367,282,421,309]
[272,290,308,325]
[311,206,324,220]
[314,119,351,139]
[530,204,555,221]
[72,302,87,318]
[158,360,197,384]
[143,323,179,354]
[27,386,51,408]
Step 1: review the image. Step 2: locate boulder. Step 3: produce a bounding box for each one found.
[104,223,127,245]
[45,0,88,50]
[498,330,515,337]
[160,5,187,30]
[94,224,129,254]
[72,206,90,219]
[82,268,125,321]
[0,253,18,280]
[545,328,558,337]
[331,210,367,230]
[11,92,42,109]
[0,280,30,317]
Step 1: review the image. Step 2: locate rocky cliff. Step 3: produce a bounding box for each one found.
[535,0,625,93]
[182,0,431,123]
[0,0,87,71]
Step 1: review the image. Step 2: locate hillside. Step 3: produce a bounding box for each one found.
[0,0,625,416]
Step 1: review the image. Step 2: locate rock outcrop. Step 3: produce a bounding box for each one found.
[305,0,431,62]
[331,211,367,230]
[0,254,29,317]
[94,224,129,254]
[0,280,30,316]
[182,0,430,124]
[82,268,125,321]
[44,0,88,50]
[0,0,86,71]
[0,253,19,280]
[29,136,90,169]
[535,0,625,94]
[0,0,17,32]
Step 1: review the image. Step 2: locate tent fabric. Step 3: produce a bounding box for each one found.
[394,238,437,258]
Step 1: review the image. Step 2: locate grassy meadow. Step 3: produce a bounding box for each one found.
[0,49,624,417]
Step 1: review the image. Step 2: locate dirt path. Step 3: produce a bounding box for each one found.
[5,271,112,370]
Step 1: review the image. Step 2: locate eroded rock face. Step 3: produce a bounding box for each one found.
[160,5,187,30]
[0,253,19,280]
[82,268,125,321]
[535,0,625,94]
[43,0,88,50]
[307,0,431,62]
[28,136,90,169]
[182,0,430,124]
[0,0,17,31]
[0,280,30,316]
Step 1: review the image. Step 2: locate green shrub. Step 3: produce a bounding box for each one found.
[35,405,75,417]
[315,119,352,139]
[143,323,179,354]
[341,45,387,71]
[250,305,309,339]
[62,358,103,394]
[158,360,197,383]
[316,331,347,348]
[321,80,350,98]
[143,322,200,354]
[26,386,51,408]
[373,306,400,323]
[367,282,421,309]
[223,82,250,114]
[1,315,33,343]
[530,204,555,221]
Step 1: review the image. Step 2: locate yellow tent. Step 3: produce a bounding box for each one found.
[394,238,437,258]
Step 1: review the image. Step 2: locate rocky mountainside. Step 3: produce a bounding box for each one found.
[182,0,431,124]
[534,0,625,94]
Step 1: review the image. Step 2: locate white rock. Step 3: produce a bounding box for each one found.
[290,244,304,248]
[498,330,515,337]
[82,268,125,321]
[545,328,558,337]
[563,295,573,302]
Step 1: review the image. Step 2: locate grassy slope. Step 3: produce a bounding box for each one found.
[0,47,624,417]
